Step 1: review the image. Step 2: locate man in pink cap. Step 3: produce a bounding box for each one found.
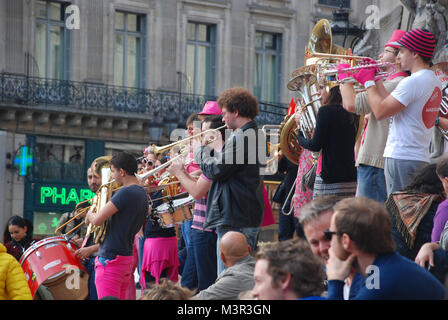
[339,29,407,203]
[352,28,442,195]
[197,101,222,121]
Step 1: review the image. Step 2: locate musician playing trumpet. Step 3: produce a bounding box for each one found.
[339,29,408,203]
[350,28,442,195]
[166,114,225,292]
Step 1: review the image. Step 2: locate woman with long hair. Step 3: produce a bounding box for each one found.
[297,84,358,198]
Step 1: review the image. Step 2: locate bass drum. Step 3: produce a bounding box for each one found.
[20,236,89,300]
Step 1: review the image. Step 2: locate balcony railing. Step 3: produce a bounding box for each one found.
[0,73,288,126]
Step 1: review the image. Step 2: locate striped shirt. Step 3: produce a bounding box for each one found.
[191,174,213,232]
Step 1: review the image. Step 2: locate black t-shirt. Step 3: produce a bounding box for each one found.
[98,184,148,259]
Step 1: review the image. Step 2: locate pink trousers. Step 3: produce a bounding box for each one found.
[95,255,134,300]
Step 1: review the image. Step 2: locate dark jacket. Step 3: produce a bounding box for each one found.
[194,120,265,229]
[298,104,357,184]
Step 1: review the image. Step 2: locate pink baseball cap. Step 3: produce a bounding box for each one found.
[385,29,406,49]
[198,101,222,115]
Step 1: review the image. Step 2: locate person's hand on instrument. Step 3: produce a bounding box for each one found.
[166,156,185,176]
[75,246,94,260]
[337,63,352,81]
[352,68,376,86]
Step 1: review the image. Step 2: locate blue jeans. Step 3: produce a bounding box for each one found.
[384,158,428,196]
[181,220,193,249]
[137,236,145,286]
[84,257,98,300]
[356,165,387,204]
[216,226,259,276]
[181,229,217,291]
[278,207,305,241]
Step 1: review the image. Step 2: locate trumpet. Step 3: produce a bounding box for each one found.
[136,124,227,181]
[319,61,398,84]
[305,51,398,86]
[147,125,227,156]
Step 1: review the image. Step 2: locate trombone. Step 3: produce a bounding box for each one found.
[136,124,227,181]
[147,124,227,156]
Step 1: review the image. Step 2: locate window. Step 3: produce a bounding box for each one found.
[185,22,216,96]
[35,0,71,80]
[34,137,85,181]
[254,32,282,104]
[114,12,146,88]
[318,0,350,9]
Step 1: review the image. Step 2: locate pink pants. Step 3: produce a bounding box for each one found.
[95,255,134,300]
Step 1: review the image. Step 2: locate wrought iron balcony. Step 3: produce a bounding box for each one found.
[0,73,288,126]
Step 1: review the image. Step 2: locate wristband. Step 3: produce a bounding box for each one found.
[435,116,439,127]
[364,80,376,89]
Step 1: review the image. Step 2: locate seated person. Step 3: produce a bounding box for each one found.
[194,231,255,300]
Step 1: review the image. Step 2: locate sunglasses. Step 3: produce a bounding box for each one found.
[142,159,154,166]
[323,229,338,241]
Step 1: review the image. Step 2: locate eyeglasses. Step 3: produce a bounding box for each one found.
[323,229,338,241]
[383,49,397,55]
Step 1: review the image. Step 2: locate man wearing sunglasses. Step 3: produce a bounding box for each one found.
[299,195,363,299]
[326,196,445,300]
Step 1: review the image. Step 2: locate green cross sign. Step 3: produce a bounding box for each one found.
[14,146,34,176]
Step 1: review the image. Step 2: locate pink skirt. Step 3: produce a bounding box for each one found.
[261,181,275,227]
[141,237,179,287]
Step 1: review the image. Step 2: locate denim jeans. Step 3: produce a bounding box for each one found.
[384,158,428,196]
[356,165,387,204]
[181,220,193,249]
[181,229,217,291]
[216,226,259,276]
[137,236,145,286]
[83,257,98,300]
[278,207,305,241]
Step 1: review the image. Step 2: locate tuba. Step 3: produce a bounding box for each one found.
[285,19,337,147]
[431,62,448,140]
[262,20,337,166]
[85,156,119,244]
[55,156,119,244]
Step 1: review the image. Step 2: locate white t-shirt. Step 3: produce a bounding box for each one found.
[383,69,442,162]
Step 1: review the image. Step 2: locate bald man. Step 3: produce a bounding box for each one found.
[194,231,255,300]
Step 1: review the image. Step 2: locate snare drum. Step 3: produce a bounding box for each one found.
[20,236,89,300]
[155,195,195,228]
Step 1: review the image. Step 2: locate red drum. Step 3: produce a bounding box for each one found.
[20,236,89,300]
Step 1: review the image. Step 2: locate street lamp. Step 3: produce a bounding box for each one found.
[330,2,364,48]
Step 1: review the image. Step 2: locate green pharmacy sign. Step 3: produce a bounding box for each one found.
[37,184,95,208]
